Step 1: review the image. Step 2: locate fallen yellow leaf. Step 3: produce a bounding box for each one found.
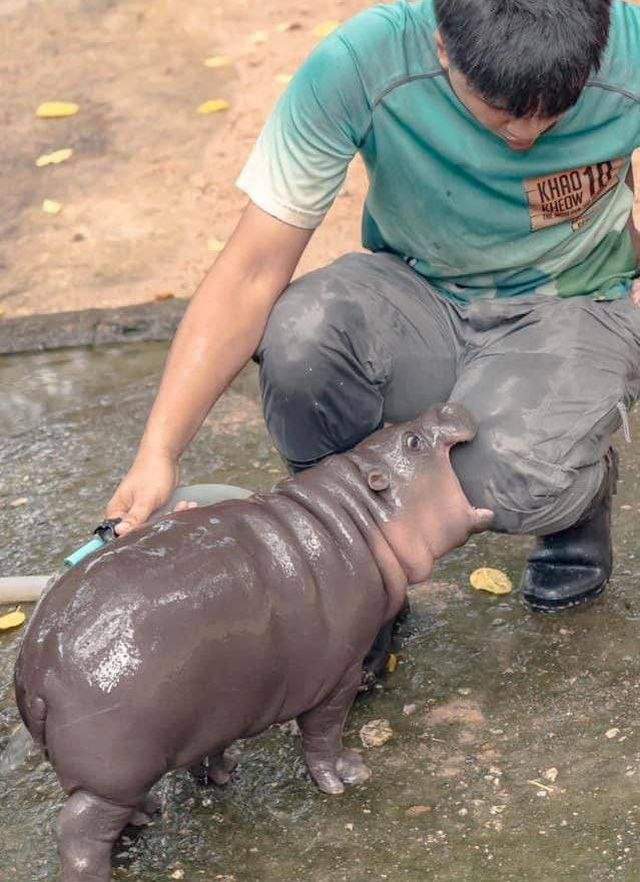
[36,148,73,167]
[0,307,5,318]
[154,292,175,302]
[360,718,393,748]
[204,55,232,68]
[405,805,432,817]
[249,30,268,44]
[207,238,226,253]
[42,199,62,214]
[0,610,26,631]
[36,101,79,118]
[313,20,340,38]
[527,779,554,793]
[275,73,293,85]
[386,653,398,673]
[470,567,512,595]
[197,99,230,115]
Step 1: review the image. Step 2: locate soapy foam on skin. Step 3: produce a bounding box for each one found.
[73,602,143,694]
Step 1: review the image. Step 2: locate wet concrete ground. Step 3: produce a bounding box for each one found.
[2,342,640,881]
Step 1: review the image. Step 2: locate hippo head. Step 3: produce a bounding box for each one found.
[347,403,493,585]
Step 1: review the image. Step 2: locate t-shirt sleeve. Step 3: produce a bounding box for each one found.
[236,33,372,229]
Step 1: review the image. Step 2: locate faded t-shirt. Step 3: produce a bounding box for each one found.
[236,0,640,303]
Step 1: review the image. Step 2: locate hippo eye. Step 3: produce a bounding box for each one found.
[404,432,424,452]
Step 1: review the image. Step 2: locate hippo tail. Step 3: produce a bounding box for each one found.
[14,649,49,752]
[22,697,48,750]
[15,688,48,753]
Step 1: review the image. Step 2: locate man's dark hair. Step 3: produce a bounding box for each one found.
[434,0,612,118]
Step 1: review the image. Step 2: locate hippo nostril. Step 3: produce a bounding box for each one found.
[440,403,466,421]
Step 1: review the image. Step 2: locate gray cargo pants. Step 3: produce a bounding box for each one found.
[256,252,640,536]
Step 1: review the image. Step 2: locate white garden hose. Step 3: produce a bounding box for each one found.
[0,576,50,604]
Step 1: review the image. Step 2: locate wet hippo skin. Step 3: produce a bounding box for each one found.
[14,403,492,882]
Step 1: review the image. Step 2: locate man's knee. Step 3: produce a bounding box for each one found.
[259,284,355,425]
[259,256,370,388]
[451,431,605,535]
[256,262,384,466]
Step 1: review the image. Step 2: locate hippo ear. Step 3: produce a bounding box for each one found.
[367,468,390,492]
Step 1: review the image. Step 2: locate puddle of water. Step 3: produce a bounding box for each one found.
[2,342,640,881]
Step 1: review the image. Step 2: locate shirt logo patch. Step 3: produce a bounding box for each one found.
[524,158,626,232]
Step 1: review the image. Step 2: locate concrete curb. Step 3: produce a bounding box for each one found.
[0,299,188,355]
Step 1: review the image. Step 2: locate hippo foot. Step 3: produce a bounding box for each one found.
[129,794,160,827]
[191,748,238,787]
[207,748,239,786]
[308,749,372,795]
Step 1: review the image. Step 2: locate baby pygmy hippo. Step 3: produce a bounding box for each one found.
[15,403,492,882]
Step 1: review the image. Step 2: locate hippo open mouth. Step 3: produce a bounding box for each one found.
[416,403,493,534]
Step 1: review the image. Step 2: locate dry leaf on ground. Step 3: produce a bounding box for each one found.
[360,719,393,748]
[406,805,432,816]
[313,20,340,38]
[470,567,513,595]
[276,21,302,32]
[36,101,79,118]
[386,653,398,673]
[275,73,293,84]
[208,238,227,253]
[197,99,230,115]
[204,55,232,68]
[0,611,27,631]
[36,148,73,167]
[42,199,62,214]
[249,30,268,44]
[527,779,554,792]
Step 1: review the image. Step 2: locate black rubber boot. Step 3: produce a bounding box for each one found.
[521,448,618,613]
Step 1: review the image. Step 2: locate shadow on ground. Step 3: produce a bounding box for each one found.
[2,342,640,881]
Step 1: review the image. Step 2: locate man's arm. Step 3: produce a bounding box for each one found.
[105,202,313,534]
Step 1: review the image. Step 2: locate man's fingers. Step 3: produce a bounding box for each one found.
[114,501,155,536]
[172,500,198,512]
[632,279,640,308]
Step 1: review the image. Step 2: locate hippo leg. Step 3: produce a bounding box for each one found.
[57,790,134,881]
[297,663,371,795]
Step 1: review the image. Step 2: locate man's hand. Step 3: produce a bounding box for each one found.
[105,450,180,536]
[104,203,312,538]
[631,149,640,306]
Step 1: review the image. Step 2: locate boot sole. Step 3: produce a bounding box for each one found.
[523,581,607,614]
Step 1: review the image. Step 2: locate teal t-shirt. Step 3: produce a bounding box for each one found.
[236,0,640,303]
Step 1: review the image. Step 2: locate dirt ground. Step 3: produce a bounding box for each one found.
[1,0,368,317]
